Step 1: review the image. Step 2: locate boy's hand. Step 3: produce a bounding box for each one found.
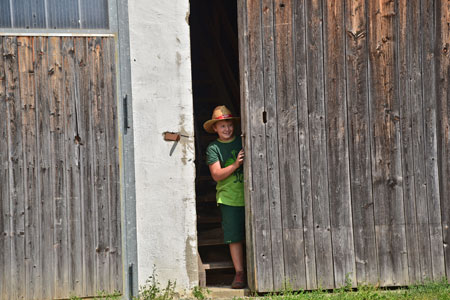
[234,149,245,168]
[209,149,245,182]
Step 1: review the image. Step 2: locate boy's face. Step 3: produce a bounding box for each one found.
[213,120,234,141]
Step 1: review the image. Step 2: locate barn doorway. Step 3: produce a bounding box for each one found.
[189,0,242,287]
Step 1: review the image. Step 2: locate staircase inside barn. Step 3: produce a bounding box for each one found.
[190,0,242,287]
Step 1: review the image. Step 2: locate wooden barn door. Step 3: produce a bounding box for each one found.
[238,0,450,293]
[0,36,122,299]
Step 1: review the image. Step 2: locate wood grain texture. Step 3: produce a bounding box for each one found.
[241,0,450,291]
[62,37,83,295]
[293,0,317,290]
[345,0,378,285]
[104,38,122,292]
[274,0,306,290]
[261,0,285,291]
[34,36,55,300]
[247,0,275,292]
[48,37,70,298]
[436,0,450,281]
[421,0,445,281]
[397,0,426,283]
[323,0,355,288]
[74,37,97,296]
[305,0,334,289]
[4,36,26,300]
[239,0,450,292]
[0,36,12,300]
[88,37,111,292]
[367,0,408,286]
[237,0,257,291]
[0,36,122,299]
[17,36,40,300]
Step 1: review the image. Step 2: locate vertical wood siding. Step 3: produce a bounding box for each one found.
[238,0,450,292]
[0,36,122,299]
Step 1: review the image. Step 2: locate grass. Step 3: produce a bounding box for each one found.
[68,277,450,300]
[241,278,450,300]
[69,290,121,300]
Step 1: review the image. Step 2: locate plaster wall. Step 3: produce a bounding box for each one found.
[128,0,198,290]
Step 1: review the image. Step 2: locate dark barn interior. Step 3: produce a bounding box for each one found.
[189,0,241,287]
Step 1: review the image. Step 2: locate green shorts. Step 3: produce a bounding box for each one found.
[219,204,245,244]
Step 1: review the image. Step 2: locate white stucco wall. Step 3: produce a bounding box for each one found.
[128,0,198,290]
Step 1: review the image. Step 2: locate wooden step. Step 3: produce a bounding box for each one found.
[198,227,223,236]
[198,237,224,247]
[203,260,234,270]
[198,227,224,246]
[197,215,221,224]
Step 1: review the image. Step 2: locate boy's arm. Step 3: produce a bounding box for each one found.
[209,149,244,182]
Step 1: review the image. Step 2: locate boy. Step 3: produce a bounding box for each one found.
[203,105,246,289]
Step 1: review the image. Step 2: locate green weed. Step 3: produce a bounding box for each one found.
[70,276,450,300]
[233,277,450,300]
[94,290,122,299]
[191,286,210,300]
[133,266,177,300]
[69,290,121,300]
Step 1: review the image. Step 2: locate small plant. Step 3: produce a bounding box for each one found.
[191,286,210,300]
[134,265,177,300]
[334,273,354,296]
[69,290,121,300]
[94,290,121,300]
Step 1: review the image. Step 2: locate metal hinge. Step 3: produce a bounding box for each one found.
[123,94,129,134]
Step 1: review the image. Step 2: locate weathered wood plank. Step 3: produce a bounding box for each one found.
[237,0,257,291]
[260,0,284,291]
[436,0,450,281]
[305,0,334,289]
[367,0,408,286]
[48,37,70,298]
[91,37,111,292]
[246,0,274,292]
[323,0,355,288]
[76,37,96,296]
[0,35,122,298]
[4,36,27,300]
[274,0,307,290]
[17,36,40,299]
[62,37,84,296]
[34,36,55,300]
[239,0,449,291]
[103,38,122,292]
[0,36,12,300]
[397,0,427,283]
[421,0,445,281]
[345,0,378,285]
[293,0,317,290]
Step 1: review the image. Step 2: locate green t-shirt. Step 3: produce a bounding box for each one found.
[206,136,244,207]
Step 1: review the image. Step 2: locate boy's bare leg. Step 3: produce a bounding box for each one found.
[230,241,246,288]
[229,242,244,272]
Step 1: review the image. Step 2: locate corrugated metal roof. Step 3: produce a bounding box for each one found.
[12,0,47,28]
[80,0,109,29]
[48,0,80,29]
[1,0,108,30]
[0,1,12,27]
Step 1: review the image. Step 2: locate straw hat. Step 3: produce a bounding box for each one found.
[203,105,240,133]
